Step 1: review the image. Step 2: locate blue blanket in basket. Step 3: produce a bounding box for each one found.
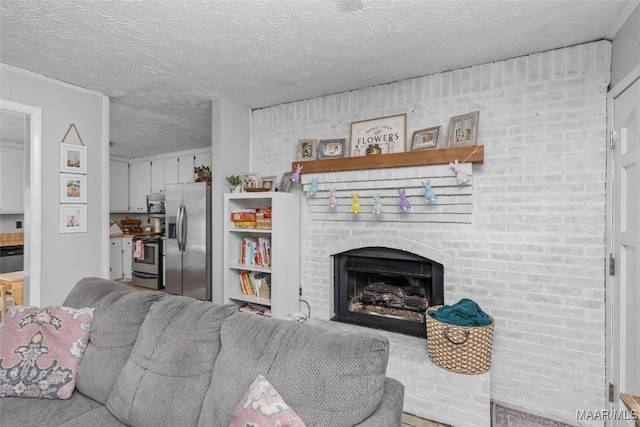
[429,298,491,327]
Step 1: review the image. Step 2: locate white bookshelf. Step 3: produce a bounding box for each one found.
[223,192,300,319]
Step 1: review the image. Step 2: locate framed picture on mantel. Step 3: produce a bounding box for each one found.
[349,113,406,157]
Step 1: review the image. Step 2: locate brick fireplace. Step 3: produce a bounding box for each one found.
[250,41,610,426]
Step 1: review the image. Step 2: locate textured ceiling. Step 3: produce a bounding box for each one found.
[1,0,638,158]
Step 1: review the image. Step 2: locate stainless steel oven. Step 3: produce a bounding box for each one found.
[131,235,163,289]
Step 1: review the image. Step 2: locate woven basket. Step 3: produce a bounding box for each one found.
[196,171,212,183]
[425,305,495,375]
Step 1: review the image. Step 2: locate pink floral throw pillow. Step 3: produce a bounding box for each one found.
[0,305,94,399]
[230,375,306,427]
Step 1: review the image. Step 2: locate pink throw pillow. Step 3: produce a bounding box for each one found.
[230,375,306,427]
[0,305,94,399]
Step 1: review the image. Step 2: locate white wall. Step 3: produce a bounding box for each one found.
[249,41,611,426]
[611,3,640,88]
[0,64,108,306]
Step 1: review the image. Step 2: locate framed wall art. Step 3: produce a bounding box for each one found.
[349,113,406,157]
[298,139,317,160]
[60,204,87,233]
[318,139,346,159]
[448,111,479,147]
[60,173,87,204]
[411,125,442,151]
[60,144,87,174]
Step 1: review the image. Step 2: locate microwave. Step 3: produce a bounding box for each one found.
[147,193,165,215]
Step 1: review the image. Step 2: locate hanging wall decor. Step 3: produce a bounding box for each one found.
[306,177,318,197]
[373,195,383,214]
[60,124,87,234]
[350,193,361,213]
[329,188,337,208]
[398,189,411,210]
[350,113,407,157]
[422,180,437,201]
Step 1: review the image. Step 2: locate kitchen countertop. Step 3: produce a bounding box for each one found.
[0,233,24,247]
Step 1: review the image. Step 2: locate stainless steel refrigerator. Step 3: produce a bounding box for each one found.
[165,182,211,300]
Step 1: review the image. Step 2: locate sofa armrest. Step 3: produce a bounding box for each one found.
[354,377,405,427]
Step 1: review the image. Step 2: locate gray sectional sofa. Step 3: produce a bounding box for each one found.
[0,277,404,426]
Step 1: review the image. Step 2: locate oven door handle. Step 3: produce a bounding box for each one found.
[132,271,157,279]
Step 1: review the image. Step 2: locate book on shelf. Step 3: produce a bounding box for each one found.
[238,303,271,317]
[237,270,271,298]
[237,237,271,268]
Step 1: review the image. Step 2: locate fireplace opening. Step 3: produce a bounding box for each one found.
[332,247,444,338]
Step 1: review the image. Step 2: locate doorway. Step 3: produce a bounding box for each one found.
[607,74,640,419]
[0,100,43,306]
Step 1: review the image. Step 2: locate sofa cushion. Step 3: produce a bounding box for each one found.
[230,375,306,427]
[0,305,94,400]
[200,313,390,427]
[106,296,237,427]
[62,277,166,404]
[75,290,165,404]
[0,391,104,427]
[63,277,136,308]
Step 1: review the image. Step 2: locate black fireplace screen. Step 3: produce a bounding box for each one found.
[332,247,444,338]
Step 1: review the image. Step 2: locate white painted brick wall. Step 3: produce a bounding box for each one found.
[250,41,610,426]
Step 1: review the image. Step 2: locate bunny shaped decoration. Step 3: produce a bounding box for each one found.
[329,188,337,208]
[291,164,303,183]
[307,177,318,197]
[449,159,469,185]
[422,180,437,201]
[373,195,383,214]
[398,189,411,210]
[350,193,361,213]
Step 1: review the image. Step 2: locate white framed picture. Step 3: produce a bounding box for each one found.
[60,204,87,233]
[60,144,87,174]
[60,173,87,204]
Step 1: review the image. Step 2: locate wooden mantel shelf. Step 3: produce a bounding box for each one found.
[291,145,484,174]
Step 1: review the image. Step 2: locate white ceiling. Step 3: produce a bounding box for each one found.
[1,0,638,158]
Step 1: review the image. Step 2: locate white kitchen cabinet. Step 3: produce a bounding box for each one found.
[223,192,300,319]
[109,238,124,280]
[109,160,129,212]
[122,237,133,280]
[164,157,179,185]
[178,155,196,183]
[129,161,151,212]
[150,159,165,193]
[0,144,24,213]
[194,152,211,172]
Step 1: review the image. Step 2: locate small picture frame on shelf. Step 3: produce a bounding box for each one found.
[60,173,87,204]
[260,175,277,191]
[298,139,317,160]
[448,111,479,147]
[60,204,87,233]
[60,144,87,174]
[411,125,442,151]
[278,172,292,192]
[349,113,406,157]
[241,172,260,192]
[318,138,346,159]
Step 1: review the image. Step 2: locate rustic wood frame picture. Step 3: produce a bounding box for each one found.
[411,125,442,151]
[318,138,346,159]
[298,139,317,160]
[447,111,479,147]
[349,113,406,157]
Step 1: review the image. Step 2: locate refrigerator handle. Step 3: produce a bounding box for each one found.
[180,204,187,251]
[176,205,184,252]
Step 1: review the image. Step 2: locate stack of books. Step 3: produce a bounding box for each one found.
[237,271,271,299]
[237,237,271,268]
